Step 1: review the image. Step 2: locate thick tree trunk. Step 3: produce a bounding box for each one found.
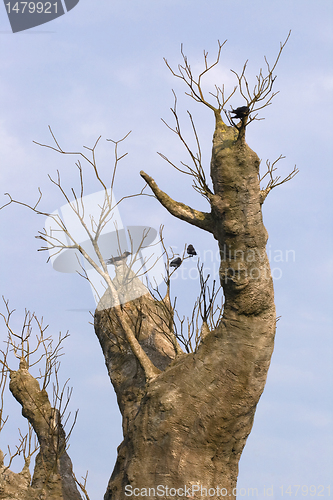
[95,114,276,500]
[0,359,82,500]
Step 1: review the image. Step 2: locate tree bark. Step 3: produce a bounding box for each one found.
[95,113,276,500]
[0,359,83,500]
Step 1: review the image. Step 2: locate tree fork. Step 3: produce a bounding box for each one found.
[95,105,277,499]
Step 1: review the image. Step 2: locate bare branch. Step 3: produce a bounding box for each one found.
[140,170,213,233]
[149,242,223,354]
[73,470,91,500]
[227,30,291,136]
[159,92,213,201]
[5,129,165,382]
[164,40,232,116]
[106,130,132,192]
[0,341,10,433]
[259,155,299,203]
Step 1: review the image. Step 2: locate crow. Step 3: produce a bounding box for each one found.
[106,251,131,265]
[230,106,250,120]
[170,257,182,269]
[187,244,197,257]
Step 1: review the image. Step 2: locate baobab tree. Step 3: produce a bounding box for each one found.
[101,34,298,500]
[0,34,297,499]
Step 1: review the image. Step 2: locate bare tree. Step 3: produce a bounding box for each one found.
[1,36,298,499]
[0,299,81,499]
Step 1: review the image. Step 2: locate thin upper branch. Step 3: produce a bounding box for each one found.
[159,91,213,201]
[227,30,292,135]
[164,40,234,117]
[259,154,299,204]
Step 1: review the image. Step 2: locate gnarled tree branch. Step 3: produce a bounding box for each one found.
[140,170,213,233]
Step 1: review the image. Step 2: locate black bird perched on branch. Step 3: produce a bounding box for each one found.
[230,106,250,120]
[170,257,182,269]
[187,244,197,257]
[106,251,131,265]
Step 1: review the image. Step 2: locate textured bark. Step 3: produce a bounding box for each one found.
[0,360,82,500]
[0,452,36,500]
[95,111,276,500]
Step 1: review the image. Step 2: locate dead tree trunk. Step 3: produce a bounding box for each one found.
[0,310,82,500]
[94,103,279,499]
[94,35,297,497]
[8,359,82,500]
[1,38,293,500]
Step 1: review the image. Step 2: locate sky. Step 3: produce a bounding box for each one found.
[0,1,333,498]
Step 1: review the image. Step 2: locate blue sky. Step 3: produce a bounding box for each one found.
[0,1,332,498]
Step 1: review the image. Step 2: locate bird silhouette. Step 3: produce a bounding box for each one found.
[106,251,131,265]
[187,244,197,257]
[170,257,182,269]
[230,106,250,120]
